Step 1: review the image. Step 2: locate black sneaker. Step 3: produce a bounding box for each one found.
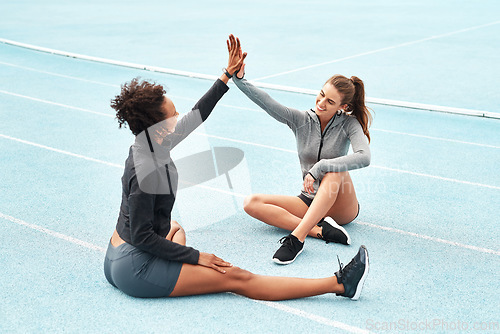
[317,217,351,245]
[272,234,304,265]
[335,245,369,300]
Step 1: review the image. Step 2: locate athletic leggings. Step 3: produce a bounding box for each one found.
[104,241,183,298]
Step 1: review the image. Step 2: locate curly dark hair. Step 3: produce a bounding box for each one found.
[111,78,167,136]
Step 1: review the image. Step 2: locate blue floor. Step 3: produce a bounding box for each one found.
[1,1,499,333]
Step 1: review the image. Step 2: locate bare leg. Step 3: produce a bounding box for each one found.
[170,264,344,301]
[244,194,322,238]
[166,220,186,245]
[244,172,359,241]
[293,172,359,242]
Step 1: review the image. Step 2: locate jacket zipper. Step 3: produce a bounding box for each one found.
[317,114,336,161]
[165,166,174,196]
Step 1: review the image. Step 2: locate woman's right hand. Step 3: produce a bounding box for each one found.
[236,62,246,79]
[198,252,233,273]
[226,34,247,76]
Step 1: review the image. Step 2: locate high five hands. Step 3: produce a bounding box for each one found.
[226,34,247,79]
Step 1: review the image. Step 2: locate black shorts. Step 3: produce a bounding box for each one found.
[297,193,314,207]
[297,193,361,222]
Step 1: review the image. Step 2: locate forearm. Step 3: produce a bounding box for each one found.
[233,77,299,126]
[309,151,371,179]
[219,73,230,85]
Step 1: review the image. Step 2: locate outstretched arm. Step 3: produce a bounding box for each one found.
[164,35,246,148]
[231,46,305,129]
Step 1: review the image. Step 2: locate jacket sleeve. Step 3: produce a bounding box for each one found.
[233,76,304,129]
[308,118,371,179]
[164,78,229,149]
[126,173,200,264]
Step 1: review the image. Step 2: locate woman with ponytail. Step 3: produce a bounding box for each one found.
[232,50,372,265]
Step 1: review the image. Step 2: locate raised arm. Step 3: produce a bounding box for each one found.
[231,50,305,129]
[163,35,246,148]
[232,76,305,128]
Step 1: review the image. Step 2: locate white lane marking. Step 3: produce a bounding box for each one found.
[200,133,296,153]
[0,133,122,168]
[0,89,114,118]
[252,20,500,81]
[0,60,119,87]
[371,128,500,149]
[1,93,498,189]
[0,134,247,198]
[371,165,500,190]
[0,212,106,253]
[0,85,497,148]
[1,133,500,256]
[1,38,498,118]
[253,298,372,333]
[355,221,500,256]
[195,132,500,190]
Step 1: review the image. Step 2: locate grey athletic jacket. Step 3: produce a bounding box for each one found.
[233,77,371,199]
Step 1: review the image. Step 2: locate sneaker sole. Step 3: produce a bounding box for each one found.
[272,249,303,265]
[351,246,369,300]
[323,217,351,245]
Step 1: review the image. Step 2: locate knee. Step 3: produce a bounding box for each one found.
[322,172,345,182]
[243,194,262,216]
[226,266,254,284]
[170,220,182,233]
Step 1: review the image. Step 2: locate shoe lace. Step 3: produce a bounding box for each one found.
[337,255,345,276]
[278,235,293,250]
[337,254,357,281]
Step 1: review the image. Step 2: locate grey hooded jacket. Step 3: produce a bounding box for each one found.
[233,77,371,199]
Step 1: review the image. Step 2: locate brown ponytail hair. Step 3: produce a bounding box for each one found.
[325,75,372,143]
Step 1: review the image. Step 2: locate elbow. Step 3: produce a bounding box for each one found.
[363,153,371,167]
[358,150,371,168]
[129,230,150,248]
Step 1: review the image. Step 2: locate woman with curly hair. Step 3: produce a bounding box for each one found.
[103,35,369,300]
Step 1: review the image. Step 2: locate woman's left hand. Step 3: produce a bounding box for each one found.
[226,34,247,75]
[303,173,315,194]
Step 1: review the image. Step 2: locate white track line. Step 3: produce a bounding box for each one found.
[1,38,499,118]
[0,211,370,333]
[0,89,114,118]
[0,88,498,187]
[355,221,500,256]
[253,20,500,81]
[0,60,119,87]
[195,133,500,190]
[0,133,247,198]
[253,299,372,333]
[0,212,106,253]
[371,128,500,149]
[1,133,499,256]
[370,165,500,190]
[0,133,122,168]
[1,86,496,149]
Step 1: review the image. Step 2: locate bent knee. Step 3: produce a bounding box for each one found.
[243,194,263,215]
[323,171,348,181]
[168,221,185,238]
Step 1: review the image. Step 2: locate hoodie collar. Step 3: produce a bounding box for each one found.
[307,108,347,129]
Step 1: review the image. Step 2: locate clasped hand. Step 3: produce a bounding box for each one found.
[226,34,247,77]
